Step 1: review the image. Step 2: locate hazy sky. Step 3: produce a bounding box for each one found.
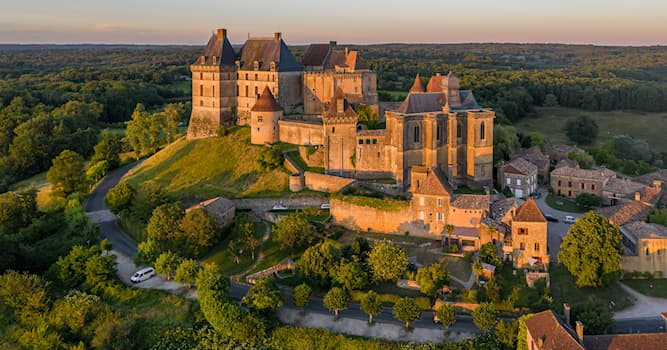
[1,0,666,45]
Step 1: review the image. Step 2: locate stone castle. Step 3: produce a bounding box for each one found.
[187,28,494,191]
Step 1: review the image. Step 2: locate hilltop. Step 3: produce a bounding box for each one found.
[122,127,289,201]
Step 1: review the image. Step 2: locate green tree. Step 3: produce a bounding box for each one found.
[0,270,50,323]
[479,242,502,266]
[92,130,124,169]
[323,287,349,318]
[564,116,599,145]
[393,297,422,329]
[104,182,134,212]
[357,105,379,129]
[174,259,200,288]
[154,251,181,280]
[0,189,37,235]
[416,264,449,297]
[126,103,169,157]
[134,239,161,266]
[47,150,87,196]
[132,182,167,221]
[360,291,382,324]
[435,303,456,329]
[85,160,109,186]
[84,253,116,292]
[242,276,284,311]
[528,132,547,148]
[445,224,455,247]
[332,259,369,291]
[494,124,520,164]
[179,208,218,257]
[558,211,622,287]
[494,320,519,349]
[576,193,600,210]
[227,240,242,264]
[298,240,340,286]
[273,213,313,250]
[543,93,559,107]
[516,314,534,350]
[146,202,185,251]
[576,296,615,334]
[649,209,667,226]
[254,147,283,172]
[367,241,408,282]
[473,261,484,285]
[164,103,185,143]
[473,302,499,331]
[292,283,312,310]
[100,238,112,254]
[568,150,596,169]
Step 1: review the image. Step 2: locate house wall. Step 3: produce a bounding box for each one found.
[550,174,605,199]
[622,238,667,277]
[510,220,549,269]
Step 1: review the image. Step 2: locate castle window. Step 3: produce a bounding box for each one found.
[365,139,370,144]
[558,180,562,186]
[534,243,540,251]
[359,139,363,145]
[377,152,380,158]
[438,198,443,207]
[236,73,239,79]
[200,73,203,80]
[591,184,596,190]
[581,183,585,189]
[245,86,249,97]
[255,74,258,81]
[245,73,248,80]
[568,181,572,187]
[373,139,377,144]
[272,75,275,82]
[437,212,444,221]
[212,85,215,96]
[236,85,239,96]
[480,122,486,140]
[518,228,528,235]
[413,125,420,143]
[646,248,650,256]
[200,100,203,106]
[255,86,259,97]
[200,85,203,96]
[258,116,263,123]
[520,242,525,251]
[457,123,462,138]
[437,124,441,142]
[332,127,335,134]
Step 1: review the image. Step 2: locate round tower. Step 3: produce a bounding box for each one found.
[250,87,283,145]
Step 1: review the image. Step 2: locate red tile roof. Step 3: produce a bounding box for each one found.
[410,167,452,196]
[409,74,425,93]
[514,200,546,223]
[451,194,489,210]
[584,333,667,350]
[524,311,584,350]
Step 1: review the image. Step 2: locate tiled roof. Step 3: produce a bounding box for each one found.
[357,129,386,137]
[502,157,538,176]
[603,178,646,196]
[451,194,489,210]
[524,311,584,350]
[490,197,524,221]
[634,170,667,187]
[323,88,358,120]
[251,87,283,112]
[514,200,546,223]
[238,37,302,72]
[426,74,443,92]
[621,221,667,240]
[584,333,667,350]
[510,147,550,169]
[302,43,331,66]
[556,159,579,169]
[410,167,452,196]
[551,166,616,181]
[642,186,663,205]
[344,50,369,70]
[599,201,653,226]
[197,31,236,66]
[410,74,425,93]
[395,90,482,114]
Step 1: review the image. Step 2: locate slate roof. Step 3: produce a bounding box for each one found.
[490,197,524,221]
[410,167,453,196]
[514,200,546,223]
[551,166,616,181]
[451,194,489,210]
[600,201,653,226]
[196,31,236,66]
[603,178,646,196]
[251,87,283,112]
[583,333,667,350]
[502,157,538,176]
[524,311,584,350]
[556,159,579,169]
[510,147,550,169]
[302,43,331,66]
[238,37,302,72]
[395,89,481,114]
[621,222,667,241]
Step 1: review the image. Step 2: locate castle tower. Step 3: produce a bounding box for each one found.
[322,88,358,176]
[187,28,238,139]
[442,72,461,106]
[250,87,283,145]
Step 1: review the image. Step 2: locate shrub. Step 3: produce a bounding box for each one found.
[105,183,134,212]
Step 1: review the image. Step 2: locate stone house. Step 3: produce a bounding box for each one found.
[187,197,235,228]
[506,200,549,269]
[550,166,615,199]
[620,222,667,277]
[544,142,581,163]
[510,146,550,183]
[498,157,538,198]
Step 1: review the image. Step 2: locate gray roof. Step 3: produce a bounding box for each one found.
[197,33,236,66]
[395,91,481,115]
[238,38,302,72]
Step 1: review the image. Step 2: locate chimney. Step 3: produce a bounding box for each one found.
[575,321,584,343]
[274,32,282,41]
[635,192,641,202]
[563,303,571,326]
[217,28,227,40]
[654,180,662,189]
[329,41,337,48]
[345,47,349,56]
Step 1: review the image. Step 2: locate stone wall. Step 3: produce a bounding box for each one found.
[278,120,324,145]
[622,238,667,277]
[232,197,327,211]
[304,172,355,193]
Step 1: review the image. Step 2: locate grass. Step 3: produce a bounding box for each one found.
[331,193,409,212]
[123,127,290,201]
[202,221,267,277]
[545,194,587,213]
[245,227,307,275]
[622,279,667,298]
[550,264,632,311]
[515,107,667,150]
[285,150,325,174]
[336,229,435,245]
[8,171,65,211]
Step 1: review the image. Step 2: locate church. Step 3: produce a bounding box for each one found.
[187,28,494,191]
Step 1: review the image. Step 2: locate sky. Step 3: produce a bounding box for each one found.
[1,0,666,46]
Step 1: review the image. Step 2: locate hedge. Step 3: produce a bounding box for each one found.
[331,193,409,212]
[350,290,431,311]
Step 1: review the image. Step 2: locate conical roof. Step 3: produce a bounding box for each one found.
[251,87,283,112]
[409,74,425,93]
[514,200,546,222]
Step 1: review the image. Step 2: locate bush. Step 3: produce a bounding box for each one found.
[105,183,134,212]
[575,193,600,209]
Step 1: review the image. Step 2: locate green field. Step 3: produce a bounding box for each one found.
[203,221,267,277]
[515,107,667,150]
[550,265,632,311]
[622,279,667,298]
[545,194,588,213]
[122,127,289,201]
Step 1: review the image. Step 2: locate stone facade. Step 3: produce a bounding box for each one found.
[550,166,615,199]
[620,222,667,277]
[507,200,549,269]
[499,157,538,198]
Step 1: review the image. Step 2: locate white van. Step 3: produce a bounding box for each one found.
[130,267,156,283]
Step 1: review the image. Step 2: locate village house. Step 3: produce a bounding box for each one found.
[619,222,667,277]
[550,166,615,200]
[498,157,538,198]
[510,146,550,184]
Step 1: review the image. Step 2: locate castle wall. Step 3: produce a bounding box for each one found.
[303,71,379,115]
[236,71,303,124]
[622,238,667,277]
[324,123,357,177]
[278,120,323,145]
[304,171,355,193]
[355,134,390,177]
[448,207,485,228]
[330,199,437,237]
[250,110,281,145]
[187,66,237,138]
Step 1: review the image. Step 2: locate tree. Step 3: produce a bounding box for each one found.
[85,160,109,186]
[473,302,499,331]
[179,208,218,257]
[174,259,199,288]
[516,314,534,350]
[243,232,261,260]
[134,239,161,266]
[612,135,652,162]
[564,116,599,145]
[528,132,547,148]
[104,182,134,212]
[479,242,502,266]
[323,287,349,318]
[227,240,242,264]
[254,147,283,172]
[445,224,455,247]
[568,150,596,169]
[393,297,422,329]
[297,240,340,286]
[154,251,181,280]
[543,93,559,107]
[92,130,124,169]
[126,103,169,157]
[132,182,167,221]
[367,241,408,282]
[576,193,601,210]
[0,189,37,235]
[146,202,185,251]
[472,261,484,285]
[100,238,112,254]
[242,276,284,311]
[435,303,456,329]
[361,291,382,324]
[649,209,667,227]
[494,124,520,164]
[273,213,313,250]
[575,296,614,334]
[558,211,622,287]
[416,264,449,297]
[164,103,185,143]
[0,270,49,322]
[47,150,86,196]
[357,105,379,129]
[494,320,519,349]
[332,259,369,291]
[292,283,312,310]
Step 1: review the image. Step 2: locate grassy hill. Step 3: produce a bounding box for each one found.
[515,107,667,150]
[123,127,289,201]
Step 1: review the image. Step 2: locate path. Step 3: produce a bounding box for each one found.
[230,220,271,281]
[614,282,667,320]
[450,271,476,290]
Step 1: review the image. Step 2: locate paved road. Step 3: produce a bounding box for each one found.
[533,187,586,262]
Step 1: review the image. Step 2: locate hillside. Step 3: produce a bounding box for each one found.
[122,127,289,201]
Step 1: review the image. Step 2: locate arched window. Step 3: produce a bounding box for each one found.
[480,122,485,140]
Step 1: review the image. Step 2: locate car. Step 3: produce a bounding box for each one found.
[320,203,330,209]
[564,216,577,224]
[544,214,559,223]
[130,267,155,283]
[271,203,288,211]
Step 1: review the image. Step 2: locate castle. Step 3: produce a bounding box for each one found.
[187,28,494,191]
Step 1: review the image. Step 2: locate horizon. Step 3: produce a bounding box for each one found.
[2,0,667,46]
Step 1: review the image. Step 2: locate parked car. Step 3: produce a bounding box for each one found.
[271,203,288,211]
[130,267,156,283]
[544,214,559,223]
[564,216,577,224]
[533,192,542,199]
[320,203,330,209]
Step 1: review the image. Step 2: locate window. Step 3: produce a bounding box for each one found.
[520,242,525,251]
[534,243,540,251]
[419,211,425,220]
[212,85,215,96]
[245,73,248,80]
[457,123,462,138]
[419,196,425,206]
[414,125,420,143]
[568,190,572,197]
[236,85,239,97]
[437,124,441,142]
[438,198,443,207]
[568,181,572,187]
[200,85,203,96]
[245,86,249,97]
[255,74,258,81]
[517,179,522,186]
[358,139,363,145]
[591,184,596,190]
[377,152,380,158]
[199,100,203,106]
[258,116,263,123]
[558,180,562,186]
[331,127,335,134]
[200,72,203,80]
[581,183,585,189]
[518,228,528,235]
[506,178,511,185]
[255,86,259,97]
[437,213,444,221]
[372,139,377,144]
[480,122,485,140]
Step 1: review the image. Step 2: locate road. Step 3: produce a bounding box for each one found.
[533,187,585,262]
